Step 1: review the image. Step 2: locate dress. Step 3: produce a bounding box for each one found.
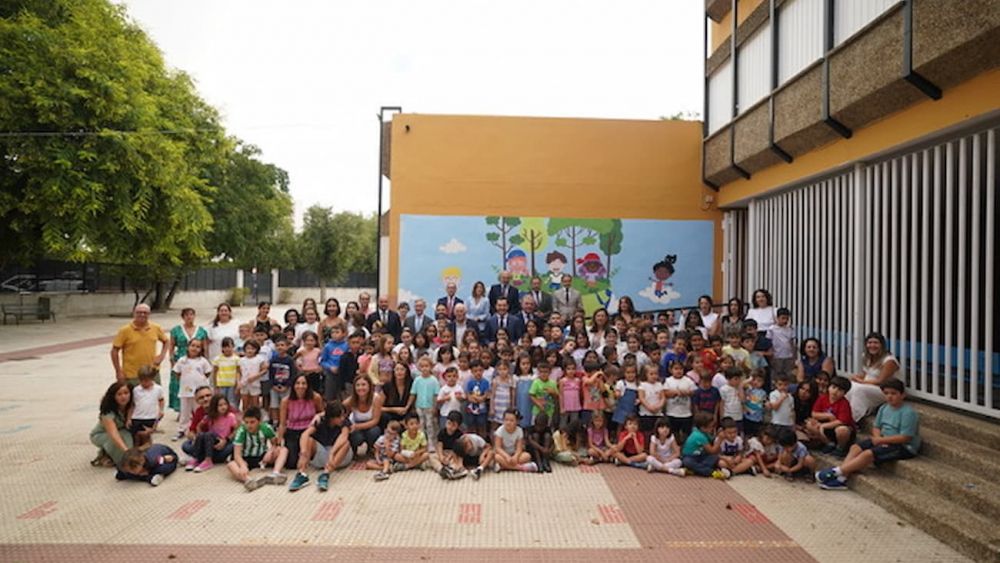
[466,296,490,334]
[90,411,133,465]
[847,353,900,421]
[168,325,208,411]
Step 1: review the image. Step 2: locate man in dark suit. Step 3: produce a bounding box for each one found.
[522,276,552,321]
[404,298,433,335]
[488,271,521,315]
[366,295,402,340]
[485,297,524,343]
[552,273,583,319]
[448,303,479,345]
[436,282,463,320]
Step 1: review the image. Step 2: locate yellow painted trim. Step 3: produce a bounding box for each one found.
[718,69,1000,207]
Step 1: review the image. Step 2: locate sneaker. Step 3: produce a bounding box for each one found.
[472,467,483,481]
[750,466,759,476]
[193,459,213,473]
[647,463,655,474]
[288,472,310,492]
[171,431,183,442]
[391,462,406,473]
[374,471,390,482]
[418,461,430,471]
[819,477,848,491]
[520,462,538,473]
[439,466,452,479]
[264,472,287,486]
[317,472,330,491]
[613,458,621,466]
[669,468,686,477]
[451,468,468,480]
[816,469,836,482]
[184,459,197,472]
[149,474,164,486]
[492,462,501,473]
[711,468,731,480]
[244,475,267,492]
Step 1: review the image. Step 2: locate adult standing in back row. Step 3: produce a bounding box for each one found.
[552,274,582,320]
[111,304,167,384]
[489,271,521,315]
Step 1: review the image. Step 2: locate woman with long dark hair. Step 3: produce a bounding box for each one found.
[278,374,325,469]
[719,297,746,338]
[90,382,134,467]
[797,338,836,384]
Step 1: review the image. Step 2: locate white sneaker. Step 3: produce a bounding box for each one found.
[149,474,164,486]
[492,462,501,473]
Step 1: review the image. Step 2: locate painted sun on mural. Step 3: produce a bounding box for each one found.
[399,214,715,315]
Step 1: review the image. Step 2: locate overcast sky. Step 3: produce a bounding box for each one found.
[121,0,704,222]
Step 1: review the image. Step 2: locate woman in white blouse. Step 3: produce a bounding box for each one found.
[745,289,777,333]
[205,303,240,361]
[847,332,900,421]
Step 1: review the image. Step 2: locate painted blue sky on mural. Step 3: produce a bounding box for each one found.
[398,214,714,314]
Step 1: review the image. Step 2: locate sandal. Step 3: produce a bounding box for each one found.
[90,452,114,467]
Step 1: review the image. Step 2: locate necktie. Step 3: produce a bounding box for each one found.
[447,297,453,313]
[501,316,506,329]
[415,317,421,332]
[381,310,387,323]
[535,292,540,305]
[565,288,570,301]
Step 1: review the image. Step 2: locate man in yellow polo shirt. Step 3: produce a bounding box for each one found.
[111,304,168,383]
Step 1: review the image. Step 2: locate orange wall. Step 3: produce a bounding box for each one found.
[718,68,1000,206]
[711,0,765,52]
[387,115,722,302]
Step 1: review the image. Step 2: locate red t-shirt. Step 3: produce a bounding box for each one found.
[617,430,645,456]
[812,395,855,427]
[697,349,718,374]
[188,406,207,433]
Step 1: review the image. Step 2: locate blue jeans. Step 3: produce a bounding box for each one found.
[183,432,234,463]
[682,453,718,476]
[349,425,383,454]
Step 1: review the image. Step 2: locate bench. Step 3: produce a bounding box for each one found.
[2,298,56,325]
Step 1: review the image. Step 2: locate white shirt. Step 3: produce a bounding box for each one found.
[767,325,796,359]
[132,383,163,419]
[700,311,719,333]
[173,356,212,398]
[663,376,695,418]
[720,384,743,420]
[294,321,319,346]
[638,381,664,416]
[746,307,776,333]
[769,389,794,426]
[437,384,465,417]
[205,320,239,362]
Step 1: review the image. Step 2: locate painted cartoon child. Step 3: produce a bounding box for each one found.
[576,252,607,287]
[440,266,462,295]
[651,255,677,297]
[545,251,568,291]
[506,248,529,283]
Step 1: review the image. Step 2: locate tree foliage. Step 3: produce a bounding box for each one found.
[0,0,294,307]
[297,206,374,297]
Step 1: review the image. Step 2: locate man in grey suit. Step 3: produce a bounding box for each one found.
[404,298,433,334]
[552,274,583,319]
[522,276,553,321]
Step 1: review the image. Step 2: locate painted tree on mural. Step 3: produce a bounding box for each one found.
[518,218,548,276]
[599,219,624,276]
[485,216,523,269]
[548,218,618,270]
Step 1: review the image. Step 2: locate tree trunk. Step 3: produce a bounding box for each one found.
[151,280,165,311]
[319,278,327,301]
[163,278,182,309]
[139,286,154,306]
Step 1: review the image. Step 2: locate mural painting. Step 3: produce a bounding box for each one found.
[398,214,714,315]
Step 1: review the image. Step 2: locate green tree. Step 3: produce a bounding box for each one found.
[485,216,522,270]
[518,218,548,276]
[547,218,613,268]
[298,205,369,300]
[598,219,624,276]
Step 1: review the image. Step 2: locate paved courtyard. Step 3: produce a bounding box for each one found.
[0,310,970,562]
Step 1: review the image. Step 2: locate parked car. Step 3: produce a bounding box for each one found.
[1,274,84,293]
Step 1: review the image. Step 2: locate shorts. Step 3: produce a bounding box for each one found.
[244,455,263,470]
[857,439,915,465]
[310,443,354,470]
[270,386,291,406]
[465,412,487,428]
[823,426,856,444]
[240,381,261,396]
[130,418,157,434]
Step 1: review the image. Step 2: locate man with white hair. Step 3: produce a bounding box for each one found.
[404,298,433,335]
[111,303,168,384]
[449,303,478,345]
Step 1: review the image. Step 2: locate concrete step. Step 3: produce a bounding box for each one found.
[880,454,1000,521]
[848,469,1000,562]
[919,426,1000,477]
[914,402,1000,451]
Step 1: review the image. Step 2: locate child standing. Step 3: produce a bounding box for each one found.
[411,356,441,453]
[743,369,768,437]
[466,360,491,438]
[767,308,797,380]
[692,373,722,427]
[488,361,514,434]
[638,364,665,437]
[268,337,297,424]
[131,366,164,446]
[238,341,268,413]
[581,361,607,426]
[529,362,558,423]
[612,414,647,468]
[558,364,583,428]
[663,360,696,442]
[768,374,795,432]
[212,337,240,406]
[646,418,684,476]
[227,406,288,491]
[296,331,324,396]
[436,367,465,431]
[172,340,212,440]
[719,368,745,433]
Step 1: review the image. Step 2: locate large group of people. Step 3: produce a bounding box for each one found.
[93,278,920,493]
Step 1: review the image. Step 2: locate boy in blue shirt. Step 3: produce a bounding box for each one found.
[817,379,920,490]
[319,324,349,401]
[410,356,441,453]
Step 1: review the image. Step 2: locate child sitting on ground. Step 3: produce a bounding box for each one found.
[682,411,727,479]
[747,425,781,478]
[526,412,554,473]
[816,379,921,491]
[116,444,178,486]
[288,401,354,492]
[806,375,855,456]
[612,414,647,468]
[716,417,755,476]
[369,420,402,481]
[395,411,431,472]
[186,395,238,473]
[433,411,468,480]
[227,406,288,491]
[646,417,684,476]
[552,421,584,466]
[774,426,816,482]
[493,409,536,472]
[585,410,613,464]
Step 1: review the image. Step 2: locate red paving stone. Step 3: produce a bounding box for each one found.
[0,336,112,363]
[167,500,210,520]
[578,464,600,473]
[0,544,813,562]
[458,503,481,524]
[16,501,57,520]
[310,500,343,521]
[598,504,627,523]
[599,466,815,562]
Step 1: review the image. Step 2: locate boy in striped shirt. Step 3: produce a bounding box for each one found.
[227,407,289,491]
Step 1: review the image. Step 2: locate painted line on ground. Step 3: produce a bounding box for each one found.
[0,424,31,435]
[349,461,366,471]
[311,500,343,522]
[458,503,481,524]
[0,335,114,363]
[579,465,600,474]
[167,500,210,520]
[597,504,627,524]
[17,501,57,520]
[731,503,771,524]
